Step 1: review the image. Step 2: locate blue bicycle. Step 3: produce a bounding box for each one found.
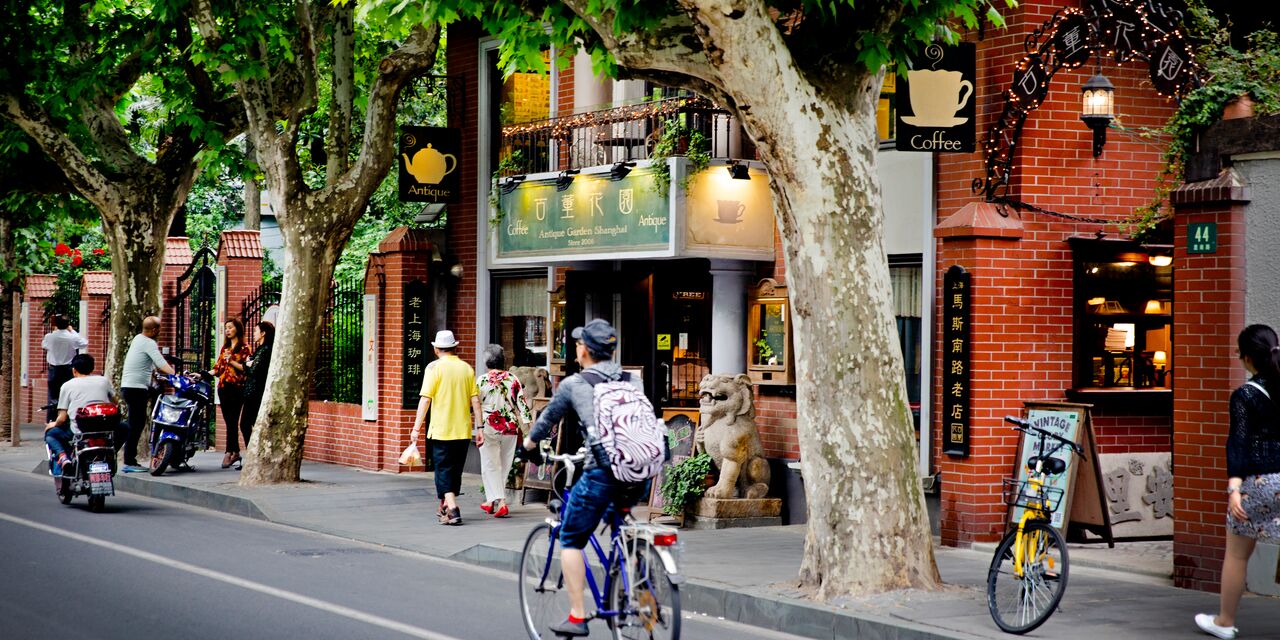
[518,449,682,640]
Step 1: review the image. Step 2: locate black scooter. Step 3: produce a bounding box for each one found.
[45,402,120,513]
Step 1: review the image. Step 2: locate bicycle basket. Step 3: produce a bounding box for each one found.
[1002,478,1064,512]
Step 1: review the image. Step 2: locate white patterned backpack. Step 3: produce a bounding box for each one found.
[583,371,666,483]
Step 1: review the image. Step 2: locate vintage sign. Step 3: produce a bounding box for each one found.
[1009,402,1114,544]
[496,167,670,260]
[896,43,977,153]
[1187,221,1217,254]
[399,126,461,203]
[942,265,971,457]
[402,280,430,408]
[362,294,378,421]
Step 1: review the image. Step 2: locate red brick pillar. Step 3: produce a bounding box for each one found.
[158,238,194,356]
[215,231,264,451]
[933,202,1027,546]
[20,275,55,424]
[1170,169,1249,592]
[375,227,433,472]
[79,272,112,373]
[447,24,480,367]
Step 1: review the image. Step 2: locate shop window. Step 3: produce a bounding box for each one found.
[890,260,922,429]
[877,74,896,142]
[493,275,549,369]
[747,279,794,386]
[1072,241,1173,390]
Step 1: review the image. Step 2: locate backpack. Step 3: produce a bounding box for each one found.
[582,370,666,483]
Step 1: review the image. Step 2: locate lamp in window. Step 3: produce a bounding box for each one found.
[1080,73,1114,158]
[1148,253,1173,267]
[1144,300,1164,314]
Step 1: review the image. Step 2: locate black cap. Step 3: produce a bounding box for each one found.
[571,319,617,355]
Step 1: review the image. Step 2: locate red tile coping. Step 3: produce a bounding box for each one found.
[377,226,433,253]
[217,230,264,260]
[934,201,1025,240]
[24,274,56,298]
[81,271,112,296]
[1170,168,1249,206]
[165,237,194,265]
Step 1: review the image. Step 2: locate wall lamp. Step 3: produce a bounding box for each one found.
[726,159,751,180]
[556,169,579,191]
[1148,253,1172,267]
[1080,73,1115,158]
[609,161,635,181]
[499,174,525,194]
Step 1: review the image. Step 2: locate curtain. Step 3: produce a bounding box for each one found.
[499,278,547,317]
[890,266,922,318]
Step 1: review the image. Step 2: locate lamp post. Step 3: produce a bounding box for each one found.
[1080,73,1115,158]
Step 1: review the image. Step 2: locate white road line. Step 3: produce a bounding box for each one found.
[0,511,463,640]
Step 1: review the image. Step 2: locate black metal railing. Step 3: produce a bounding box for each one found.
[498,95,749,176]
[314,280,364,404]
[241,281,281,336]
[172,246,218,374]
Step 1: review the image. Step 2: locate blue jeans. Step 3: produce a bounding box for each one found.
[45,426,72,460]
[559,467,647,549]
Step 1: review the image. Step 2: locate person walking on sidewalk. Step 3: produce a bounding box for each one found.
[236,320,275,471]
[1196,324,1280,640]
[212,318,252,469]
[408,330,481,526]
[41,314,88,422]
[475,344,533,518]
[120,316,175,473]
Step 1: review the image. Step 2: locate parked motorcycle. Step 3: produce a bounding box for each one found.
[148,371,215,476]
[46,402,120,513]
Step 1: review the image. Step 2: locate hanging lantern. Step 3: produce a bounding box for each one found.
[1080,74,1115,157]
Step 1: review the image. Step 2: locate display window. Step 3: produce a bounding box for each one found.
[1072,241,1173,390]
[493,274,549,369]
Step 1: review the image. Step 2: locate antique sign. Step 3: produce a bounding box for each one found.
[896,43,977,153]
[1187,221,1217,254]
[496,166,670,260]
[399,126,461,203]
[402,279,430,408]
[942,265,971,457]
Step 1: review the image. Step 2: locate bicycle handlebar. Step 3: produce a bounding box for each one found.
[1004,415,1086,458]
[546,448,588,464]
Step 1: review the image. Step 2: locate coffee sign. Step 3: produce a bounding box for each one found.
[399,126,461,203]
[896,43,977,153]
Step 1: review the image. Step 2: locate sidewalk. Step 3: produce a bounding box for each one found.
[3,427,1276,640]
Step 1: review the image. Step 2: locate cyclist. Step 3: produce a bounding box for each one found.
[521,319,647,637]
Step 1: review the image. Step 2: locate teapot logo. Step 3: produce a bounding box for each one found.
[403,143,457,185]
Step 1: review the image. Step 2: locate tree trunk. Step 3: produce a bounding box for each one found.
[239,215,344,484]
[244,138,261,231]
[741,82,938,597]
[0,213,13,440]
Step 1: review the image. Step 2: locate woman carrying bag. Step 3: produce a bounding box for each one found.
[475,344,533,518]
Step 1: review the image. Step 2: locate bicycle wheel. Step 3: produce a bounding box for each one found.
[609,545,681,640]
[518,522,568,639]
[987,521,1069,634]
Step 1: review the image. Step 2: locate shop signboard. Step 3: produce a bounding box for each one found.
[399,126,461,203]
[684,162,775,260]
[402,280,430,408]
[496,166,671,260]
[896,42,977,153]
[1008,401,1113,544]
[942,265,971,457]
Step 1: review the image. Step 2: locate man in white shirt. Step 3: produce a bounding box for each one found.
[45,354,118,474]
[41,315,88,422]
[119,316,175,472]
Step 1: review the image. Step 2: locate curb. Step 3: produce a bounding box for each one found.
[452,543,985,640]
[29,462,269,521]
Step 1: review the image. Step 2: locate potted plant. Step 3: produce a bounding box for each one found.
[647,118,710,195]
[658,452,715,517]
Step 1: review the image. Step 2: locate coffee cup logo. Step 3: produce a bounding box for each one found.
[902,69,973,128]
[716,200,745,224]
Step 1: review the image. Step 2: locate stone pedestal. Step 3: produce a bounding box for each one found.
[684,497,782,530]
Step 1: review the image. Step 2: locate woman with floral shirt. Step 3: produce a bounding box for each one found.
[211,318,252,469]
[476,344,534,518]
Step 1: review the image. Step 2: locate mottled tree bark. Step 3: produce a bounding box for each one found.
[0,213,14,440]
[560,0,938,597]
[244,138,262,230]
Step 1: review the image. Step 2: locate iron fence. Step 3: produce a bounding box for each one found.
[498,95,749,176]
[314,280,364,404]
[172,246,218,374]
[241,281,281,336]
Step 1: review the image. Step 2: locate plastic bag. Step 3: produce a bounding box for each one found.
[398,442,422,466]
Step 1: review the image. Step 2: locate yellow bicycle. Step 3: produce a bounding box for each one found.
[986,415,1085,634]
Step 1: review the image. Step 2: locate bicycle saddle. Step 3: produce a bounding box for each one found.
[1026,455,1066,475]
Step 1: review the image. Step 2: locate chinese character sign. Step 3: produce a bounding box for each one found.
[942,265,971,457]
[402,279,431,408]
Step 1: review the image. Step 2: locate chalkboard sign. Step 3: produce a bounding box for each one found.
[403,279,430,408]
[1007,401,1110,544]
[647,413,697,524]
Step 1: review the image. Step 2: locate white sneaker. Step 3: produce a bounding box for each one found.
[1195,613,1237,639]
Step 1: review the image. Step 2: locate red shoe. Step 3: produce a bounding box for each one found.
[479,501,494,514]
[493,503,509,518]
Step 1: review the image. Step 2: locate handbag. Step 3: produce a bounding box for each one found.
[398,442,423,466]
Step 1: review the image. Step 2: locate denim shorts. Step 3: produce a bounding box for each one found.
[559,467,647,550]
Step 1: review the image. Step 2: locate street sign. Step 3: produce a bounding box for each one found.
[1187,222,1217,254]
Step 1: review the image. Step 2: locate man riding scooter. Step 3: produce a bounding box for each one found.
[45,354,120,474]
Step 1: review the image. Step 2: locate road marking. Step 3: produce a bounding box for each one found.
[0,511,464,640]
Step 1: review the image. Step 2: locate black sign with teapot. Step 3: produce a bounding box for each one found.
[896,43,977,154]
[399,126,461,203]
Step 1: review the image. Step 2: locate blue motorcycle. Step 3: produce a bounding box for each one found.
[148,371,214,476]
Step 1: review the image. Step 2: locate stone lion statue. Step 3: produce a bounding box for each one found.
[509,366,550,404]
[695,373,770,500]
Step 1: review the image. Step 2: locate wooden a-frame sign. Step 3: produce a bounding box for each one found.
[1006,401,1114,548]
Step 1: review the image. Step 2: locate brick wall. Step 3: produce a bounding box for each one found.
[80,271,112,376]
[19,275,55,424]
[932,0,1181,546]
[1168,171,1248,592]
[447,22,480,367]
[214,230,264,452]
[158,238,193,357]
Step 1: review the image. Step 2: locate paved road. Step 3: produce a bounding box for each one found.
[0,469,798,640]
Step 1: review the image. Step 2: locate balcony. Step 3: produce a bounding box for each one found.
[497,95,751,176]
